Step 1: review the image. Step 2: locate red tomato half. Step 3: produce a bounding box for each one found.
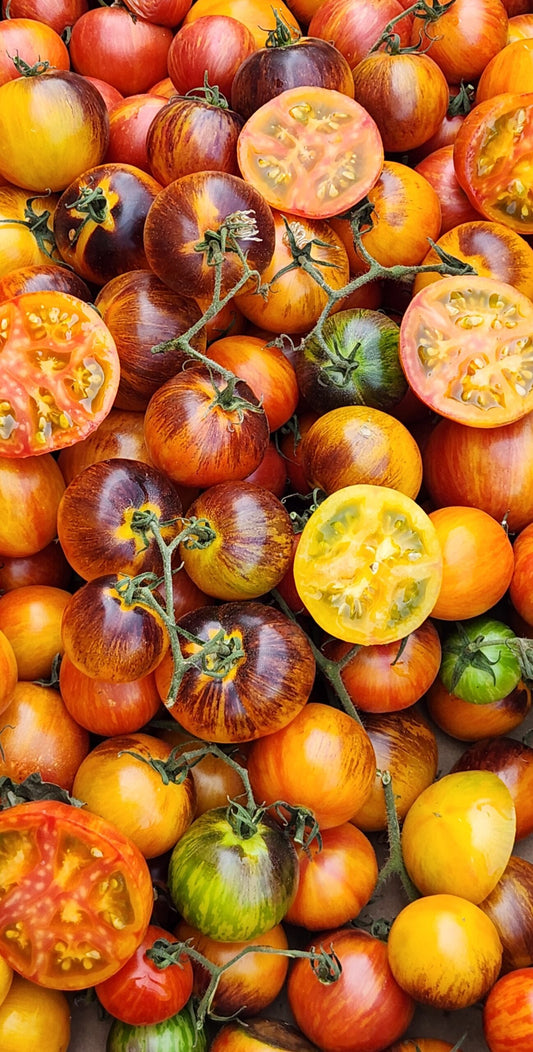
[0,292,120,456]
[237,86,384,219]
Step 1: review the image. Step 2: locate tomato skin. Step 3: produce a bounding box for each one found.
[0,454,65,559]
[479,856,533,972]
[0,70,109,193]
[428,505,515,621]
[59,654,161,737]
[0,186,60,278]
[451,736,533,841]
[476,38,533,101]
[69,7,173,96]
[287,928,415,1052]
[105,93,167,173]
[95,924,193,1026]
[0,630,17,715]
[412,219,533,301]
[210,1019,319,1052]
[247,701,376,829]
[0,799,153,989]
[410,0,509,83]
[182,0,300,49]
[0,584,71,681]
[388,894,502,1010]
[439,617,522,705]
[205,335,299,432]
[0,263,91,304]
[0,0,88,36]
[155,601,315,743]
[57,408,152,484]
[352,51,449,154]
[0,681,89,791]
[401,770,516,903]
[147,95,244,185]
[0,975,70,1052]
[167,16,257,100]
[483,967,533,1051]
[510,521,533,625]
[0,18,70,86]
[414,144,481,234]
[308,0,413,70]
[106,1006,207,1052]
[168,807,299,942]
[426,676,532,741]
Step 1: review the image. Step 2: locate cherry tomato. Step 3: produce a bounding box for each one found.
[95,923,193,1026]
[146,91,244,184]
[0,681,89,791]
[483,967,533,1051]
[428,505,515,620]
[205,334,299,432]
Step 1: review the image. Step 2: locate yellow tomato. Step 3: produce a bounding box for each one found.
[0,974,70,1052]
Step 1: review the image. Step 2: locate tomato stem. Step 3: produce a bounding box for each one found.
[369,0,457,54]
[372,770,420,902]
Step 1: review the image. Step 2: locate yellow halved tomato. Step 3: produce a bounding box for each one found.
[292,484,443,645]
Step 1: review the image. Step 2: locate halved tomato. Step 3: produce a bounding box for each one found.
[236,85,384,220]
[399,275,533,428]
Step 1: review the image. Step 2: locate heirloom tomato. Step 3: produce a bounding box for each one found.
[210,1019,319,1052]
[182,0,300,49]
[0,263,91,304]
[479,855,533,973]
[409,0,508,83]
[167,807,299,942]
[399,275,533,428]
[0,186,60,278]
[0,630,17,716]
[401,770,516,902]
[122,0,192,26]
[412,219,533,301]
[293,485,443,646]
[425,676,532,741]
[0,0,87,38]
[107,1006,206,1052]
[510,521,533,625]
[0,799,153,989]
[287,928,415,1052]
[453,92,533,233]
[57,408,151,484]
[428,505,515,620]
[69,6,172,97]
[237,86,384,220]
[351,51,449,154]
[95,924,193,1026]
[476,38,533,101]
[307,0,413,70]
[167,17,257,100]
[205,335,299,432]
[387,895,502,1010]
[414,144,481,234]
[387,1043,463,1052]
[0,975,69,1052]
[484,967,533,1051]
[451,737,533,841]
[59,655,161,737]
[146,91,244,185]
[0,681,89,791]
[0,453,65,557]
[0,583,71,681]
[0,18,70,86]
[105,93,168,173]
[0,291,120,458]
[439,616,522,704]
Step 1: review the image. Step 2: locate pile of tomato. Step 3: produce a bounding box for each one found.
[0,0,533,1049]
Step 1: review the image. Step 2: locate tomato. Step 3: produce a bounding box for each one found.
[351,51,449,155]
[147,92,244,185]
[483,967,533,1051]
[414,144,481,235]
[293,484,442,646]
[325,619,442,715]
[0,799,153,988]
[387,894,502,1010]
[95,923,193,1026]
[425,676,532,741]
[283,822,378,930]
[410,0,509,83]
[0,0,88,36]
[61,574,168,683]
[205,334,299,432]
[0,584,71,681]
[307,0,413,70]
[155,601,315,742]
[182,0,300,50]
[174,920,289,1017]
[0,291,120,458]
[451,736,533,841]
[56,458,183,582]
[158,728,250,817]
[106,1006,207,1052]
[237,86,384,220]
[57,408,152,484]
[401,769,516,902]
[69,7,173,97]
[122,0,192,26]
[0,18,70,86]
[476,38,533,101]
[400,275,533,428]
[210,1019,319,1052]
[0,453,65,557]
[479,855,533,973]
[143,170,276,301]
[247,701,376,829]
[0,263,91,304]
[510,521,533,625]
[231,33,355,122]
[300,406,423,500]
[143,367,270,489]
[167,17,257,100]
[428,505,515,621]
[0,974,70,1052]
[244,439,288,497]
[350,708,439,832]
[439,616,522,705]
[105,93,168,173]
[168,806,299,941]
[295,308,407,415]
[412,219,533,301]
[0,681,89,791]
[235,209,350,334]
[0,538,70,596]
[0,630,17,716]
[453,92,533,234]
[0,69,109,193]
[387,1043,464,1052]
[287,928,415,1052]
[0,185,61,278]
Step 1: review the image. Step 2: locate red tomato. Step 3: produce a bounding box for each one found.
[428,505,515,620]
[122,0,192,26]
[205,335,299,431]
[0,799,153,989]
[483,967,533,1051]
[0,0,88,36]
[69,7,173,96]
[105,93,168,172]
[147,92,244,184]
[167,17,257,99]
[59,654,161,737]
[410,0,509,83]
[0,291,120,457]
[510,522,533,625]
[308,0,413,70]
[244,440,288,497]
[284,822,378,930]
[0,18,70,86]
[414,144,482,234]
[237,86,384,220]
[95,924,193,1026]
[400,275,533,428]
[0,681,89,791]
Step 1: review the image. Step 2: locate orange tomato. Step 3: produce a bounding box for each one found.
[0,584,71,681]
[428,505,515,620]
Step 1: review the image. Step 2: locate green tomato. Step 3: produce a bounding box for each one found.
[106,1006,206,1052]
[439,617,522,704]
[167,806,299,942]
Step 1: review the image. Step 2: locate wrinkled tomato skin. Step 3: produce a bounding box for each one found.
[287,928,415,1052]
[0,454,65,558]
[95,924,194,1027]
[483,967,533,1051]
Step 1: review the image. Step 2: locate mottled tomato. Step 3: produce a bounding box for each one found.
[476,38,533,101]
[57,408,152,484]
[210,1019,319,1052]
[106,1009,206,1052]
[147,91,244,184]
[484,968,533,1050]
[425,676,532,741]
[401,770,516,902]
[307,0,413,70]
[453,92,533,233]
[0,0,87,37]
[284,822,378,930]
[205,334,299,432]
[428,505,515,620]
[167,16,256,99]
[479,855,533,973]
[0,681,89,791]
[0,186,61,279]
[95,923,193,1026]
[0,630,17,716]
[0,291,120,457]
[412,219,533,300]
[0,799,153,989]
[293,485,442,646]
[351,51,449,154]
[0,584,71,681]
[387,1042,464,1052]
[0,262,91,304]
[451,737,533,840]
[400,275,533,428]
[388,894,502,1010]
[237,86,384,220]
[0,453,65,557]
[59,654,161,737]
[410,0,509,83]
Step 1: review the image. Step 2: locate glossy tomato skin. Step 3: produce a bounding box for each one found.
[59,654,161,737]
[451,737,533,840]
[0,0,88,37]
[439,617,522,705]
[0,262,91,303]
[287,928,415,1052]
[0,630,17,716]
[425,676,532,741]
[205,334,299,432]
[410,0,509,83]
[210,1019,319,1052]
[483,967,533,1051]
[412,219,533,301]
[351,52,449,154]
[69,7,173,96]
[414,144,481,234]
[230,37,355,121]
[178,481,294,600]
[476,37,533,100]
[247,701,376,829]
[155,601,315,742]
[57,408,152,484]
[428,505,515,620]
[0,291,120,458]
[0,186,60,278]
[168,807,299,942]
[479,856,533,972]
[61,574,169,683]
[105,92,168,173]
[107,1007,207,1052]
[0,453,65,557]
[143,368,270,489]
[284,822,378,930]
[388,894,502,1010]
[95,924,193,1026]
[0,975,70,1052]
[510,521,533,625]
[0,583,71,681]
[0,17,70,86]
[0,799,153,989]
[0,69,109,193]
[147,94,244,184]
[167,16,256,99]
[307,0,413,70]
[182,0,300,50]
[237,86,384,220]
[0,681,89,792]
